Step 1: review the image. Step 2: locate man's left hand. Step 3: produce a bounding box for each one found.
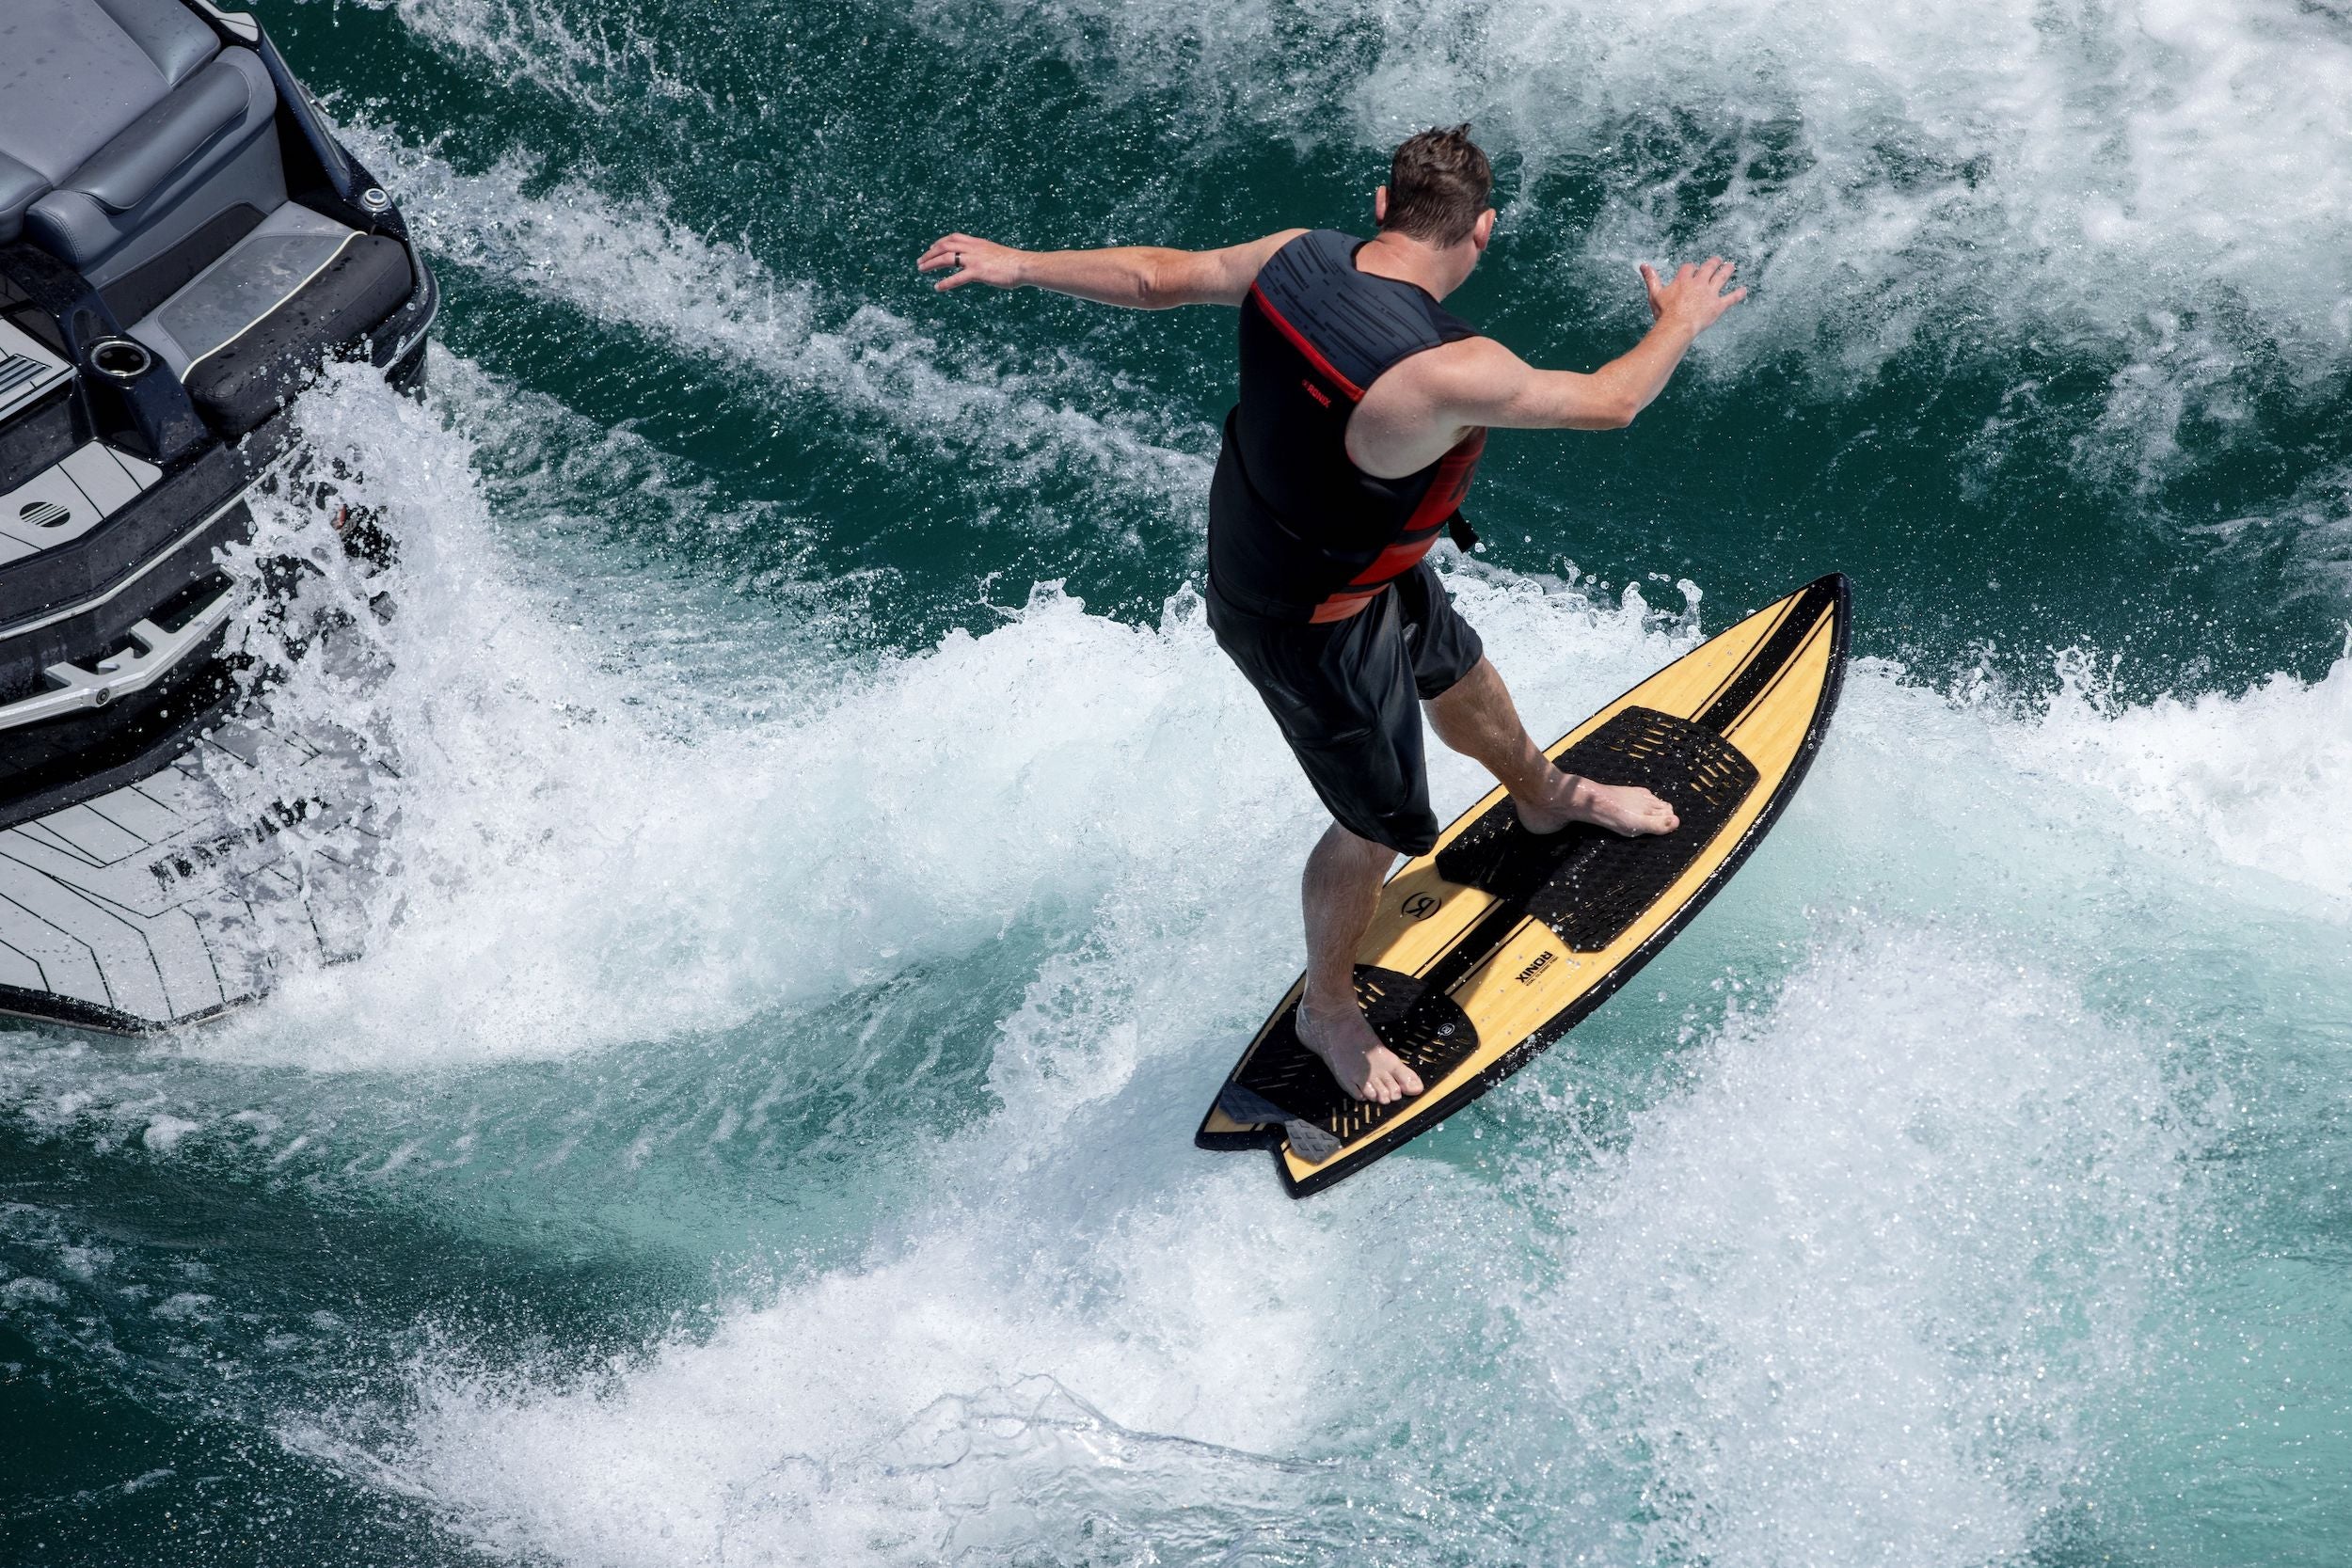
[918,233,1027,291]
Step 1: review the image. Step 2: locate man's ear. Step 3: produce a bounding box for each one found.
[1472,208,1496,250]
[1375,185,1390,225]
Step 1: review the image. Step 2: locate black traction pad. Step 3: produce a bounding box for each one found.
[1230,965,1480,1150]
[1434,706,1758,951]
[1231,707,1759,1149]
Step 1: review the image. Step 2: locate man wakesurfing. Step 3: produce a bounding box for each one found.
[920,125,1745,1106]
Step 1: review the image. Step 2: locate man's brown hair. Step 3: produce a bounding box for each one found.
[1382,124,1493,247]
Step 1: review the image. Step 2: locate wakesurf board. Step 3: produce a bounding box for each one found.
[1198,572,1851,1196]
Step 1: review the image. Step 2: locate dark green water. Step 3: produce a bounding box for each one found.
[5,0,2350,1562]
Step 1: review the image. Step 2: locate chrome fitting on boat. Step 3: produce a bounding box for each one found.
[86,338,153,383]
[359,186,392,214]
[0,581,240,732]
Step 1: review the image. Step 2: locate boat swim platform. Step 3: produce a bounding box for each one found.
[0,703,387,1034]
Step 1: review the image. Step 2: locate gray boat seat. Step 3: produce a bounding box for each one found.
[88,0,221,84]
[0,0,224,244]
[0,158,48,250]
[2,0,286,298]
[27,51,278,278]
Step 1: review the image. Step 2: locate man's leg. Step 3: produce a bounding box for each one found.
[1425,657,1679,836]
[1294,822,1423,1104]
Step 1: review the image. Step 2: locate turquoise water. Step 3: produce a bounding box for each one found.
[5,0,2351,1561]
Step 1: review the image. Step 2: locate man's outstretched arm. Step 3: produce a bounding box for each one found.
[1434,258,1749,432]
[917,230,1308,309]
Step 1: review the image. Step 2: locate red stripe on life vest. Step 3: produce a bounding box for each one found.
[1307,587,1384,623]
[1248,284,1365,402]
[1400,429,1486,535]
[1345,531,1441,589]
[1340,430,1487,591]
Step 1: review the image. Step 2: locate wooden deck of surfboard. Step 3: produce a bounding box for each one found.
[1198,574,1851,1196]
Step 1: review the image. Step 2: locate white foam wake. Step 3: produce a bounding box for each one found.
[360,924,2196,1568]
[376,0,2352,388]
[334,124,1214,506]
[2026,642,2352,905]
[52,368,2325,1563]
[1537,925,2196,1568]
[175,356,2352,1069]
[183,361,1221,1071]
[197,372,2297,1564]
[327,0,702,113]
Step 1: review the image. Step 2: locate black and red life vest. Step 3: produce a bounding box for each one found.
[1207,229,1486,624]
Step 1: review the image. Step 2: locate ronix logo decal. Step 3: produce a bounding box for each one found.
[1514,950,1557,986]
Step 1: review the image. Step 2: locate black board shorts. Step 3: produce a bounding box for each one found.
[1208,561,1485,856]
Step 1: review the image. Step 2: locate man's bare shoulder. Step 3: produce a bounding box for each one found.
[1423,334,1519,375]
[1184,229,1311,306]
[1227,227,1311,278]
[1380,334,1523,404]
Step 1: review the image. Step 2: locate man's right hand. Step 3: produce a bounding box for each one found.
[1640,257,1747,335]
[1378,252,1750,448]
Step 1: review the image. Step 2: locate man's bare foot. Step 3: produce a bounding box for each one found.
[1295,992,1423,1104]
[1515,773,1680,837]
